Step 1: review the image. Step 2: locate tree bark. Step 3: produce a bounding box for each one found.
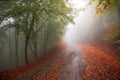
[24,12,35,64]
[25,38,29,64]
[15,30,19,66]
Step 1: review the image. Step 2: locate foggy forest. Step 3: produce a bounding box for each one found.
[0,0,120,80]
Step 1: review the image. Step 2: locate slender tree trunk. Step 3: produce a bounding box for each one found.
[43,26,46,54]
[24,12,36,64]
[9,29,12,68]
[15,30,19,66]
[25,38,29,64]
[44,23,49,54]
[41,31,44,56]
[33,33,38,59]
[28,40,38,59]
[28,36,38,59]
[45,30,49,54]
[24,12,29,64]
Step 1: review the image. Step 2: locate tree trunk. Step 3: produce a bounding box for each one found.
[33,33,38,59]
[9,29,12,68]
[43,27,46,54]
[24,12,36,64]
[28,40,38,59]
[15,30,19,66]
[25,38,29,64]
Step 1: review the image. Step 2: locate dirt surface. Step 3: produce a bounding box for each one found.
[0,43,120,80]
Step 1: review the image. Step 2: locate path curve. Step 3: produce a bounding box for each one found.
[0,43,86,80]
[0,43,120,80]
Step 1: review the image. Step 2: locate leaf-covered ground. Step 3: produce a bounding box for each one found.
[80,44,120,80]
[0,43,86,80]
[0,43,67,80]
[0,43,120,80]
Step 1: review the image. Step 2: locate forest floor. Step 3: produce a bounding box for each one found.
[0,43,120,80]
[80,43,120,80]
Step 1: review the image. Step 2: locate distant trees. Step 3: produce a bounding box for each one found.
[89,0,120,49]
[101,6,120,49]
[0,29,7,50]
[0,0,74,65]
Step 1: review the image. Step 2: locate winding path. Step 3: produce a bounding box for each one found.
[25,44,86,80]
[0,43,120,80]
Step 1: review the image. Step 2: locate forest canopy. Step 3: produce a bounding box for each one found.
[0,0,74,65]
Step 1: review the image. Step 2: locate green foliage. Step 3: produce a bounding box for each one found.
[0,0,74,64]
[0,0,73,36]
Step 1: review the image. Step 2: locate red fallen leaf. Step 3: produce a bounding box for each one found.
[80,44,120,80]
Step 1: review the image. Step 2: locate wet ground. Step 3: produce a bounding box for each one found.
[24,44,86,80]
[0,43,120,80]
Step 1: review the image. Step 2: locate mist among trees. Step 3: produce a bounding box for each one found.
[0,0,120,74]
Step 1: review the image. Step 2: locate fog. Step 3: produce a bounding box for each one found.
[63,0,120,44]
[63,0,96,43]
[0,0,119,72]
